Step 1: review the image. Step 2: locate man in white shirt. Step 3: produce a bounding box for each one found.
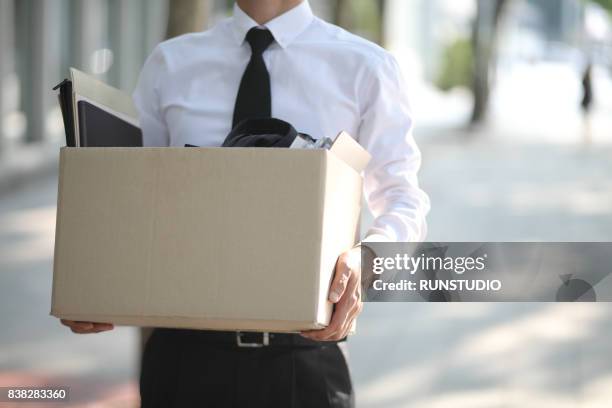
[60,0,429,406]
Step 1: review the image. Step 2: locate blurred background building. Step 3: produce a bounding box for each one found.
[0,0,611,150]
[1,0,612,407]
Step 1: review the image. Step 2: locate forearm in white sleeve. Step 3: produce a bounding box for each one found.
[357,54,430,243]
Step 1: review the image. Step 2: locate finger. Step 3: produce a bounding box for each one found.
[301,305,345,340]
[319,276,362,341]
[60,319,74,327]
[303,267,362,340]
[335,300,363,340]
[305,292,354,341]
[63,320,94,331]
[70,326,96,334]
[92,323,114,332]
[326,300,361,341]
[308,311,352,341]
[328,254,353,303]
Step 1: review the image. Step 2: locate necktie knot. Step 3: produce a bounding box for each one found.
[246,27,275,55]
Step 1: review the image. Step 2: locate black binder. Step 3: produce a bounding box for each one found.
[53,78,143,147]
[77,100,142,147]
[53,79,76,147]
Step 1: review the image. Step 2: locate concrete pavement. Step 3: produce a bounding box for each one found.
[1,135,611,407]
[350,134,612,408]
[0,174,139,406]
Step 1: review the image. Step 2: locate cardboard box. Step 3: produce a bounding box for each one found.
[51,133,370,332]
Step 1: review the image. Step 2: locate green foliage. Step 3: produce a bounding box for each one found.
[334,0,386,44]
[436,37,473,92]
[588,0,612,12]
[351,0,383,41]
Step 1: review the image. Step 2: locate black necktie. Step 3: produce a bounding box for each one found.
[232,28,275,127]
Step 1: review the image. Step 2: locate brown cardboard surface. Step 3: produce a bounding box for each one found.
[52,144,367,332]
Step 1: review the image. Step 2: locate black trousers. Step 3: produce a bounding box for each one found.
[140,329,355,408]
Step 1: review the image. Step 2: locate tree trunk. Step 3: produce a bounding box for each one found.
[0,0,14,151]
[470,0,509,125]
[333,0,354,30]
[375,0,387,46]
[166,0,212,39]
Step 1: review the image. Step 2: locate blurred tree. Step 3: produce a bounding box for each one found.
[436,37,473,92]
[588,0,612,12]
[166,0,212,39]
[211,0,388,45]
[333,0,355,31]
[333,0,386,46]
[470,0,510,125]
[374,0,386,46]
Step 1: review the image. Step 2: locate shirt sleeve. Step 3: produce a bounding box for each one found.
[357,54,430,242]
[133,45,171,147]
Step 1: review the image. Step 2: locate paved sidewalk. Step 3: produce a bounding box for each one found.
[0,142,59,196]
[350,134,612,408]
[0,175,139,407]
[1,132,611,407]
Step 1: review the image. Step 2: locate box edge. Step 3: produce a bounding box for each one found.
[50,148,67,317]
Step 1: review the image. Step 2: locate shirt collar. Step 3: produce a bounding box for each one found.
[231,1,314,49]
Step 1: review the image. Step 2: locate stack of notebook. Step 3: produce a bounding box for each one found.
[53,68,143,147]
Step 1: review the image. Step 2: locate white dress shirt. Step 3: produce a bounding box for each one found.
[133,0,430,242]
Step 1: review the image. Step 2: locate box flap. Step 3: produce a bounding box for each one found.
[329,131,371,173]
